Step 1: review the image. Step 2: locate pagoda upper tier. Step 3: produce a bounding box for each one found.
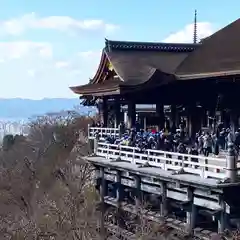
[70,18,240,97]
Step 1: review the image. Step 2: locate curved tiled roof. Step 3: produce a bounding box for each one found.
[70,79,122,95]
[70,39,200,95]
[176,18,240,79]
[105,47,191,86]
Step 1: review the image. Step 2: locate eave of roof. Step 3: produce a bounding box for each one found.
[70,79,122,96]
[105,39,200,52]
[177,69,240,80]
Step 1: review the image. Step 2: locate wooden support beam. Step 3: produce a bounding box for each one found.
[133,175,142,211]
[114,99,121,128]
[156,103,165,131]
[100,167,107,239]
[170,104,177,133]
[160,182,168,217]
[186,187,196,233]
[127,102,136,129]
[217,196,227,234]
[116,170,123,226]
[100,97,108,127]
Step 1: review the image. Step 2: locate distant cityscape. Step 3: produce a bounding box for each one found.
[0,98,97,140]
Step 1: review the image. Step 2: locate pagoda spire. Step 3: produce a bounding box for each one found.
[193,9,197,43]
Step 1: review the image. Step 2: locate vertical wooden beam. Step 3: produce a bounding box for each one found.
[160,182,168,216]
[156,103,165,131]
[114,99,121,128]
[187,106,193,138]
[218,196,227,234]
[127,102,136,129]
[116,170,123,225]
[188,104,201,139]
[99,167,107,239]
[143,116,147,130]
[230,110,238,133]
[186,187,196,233]
[201,108,207,128]
[102,97,108,127]
[134,175,142,211]
[170,104,177,133]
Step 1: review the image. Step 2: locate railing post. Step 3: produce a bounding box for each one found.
[226,143,237,182]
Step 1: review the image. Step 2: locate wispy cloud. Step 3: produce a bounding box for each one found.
[0,12,119,36]
[163,22,217,43]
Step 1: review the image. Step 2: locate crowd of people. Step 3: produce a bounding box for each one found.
[91,121,240,158]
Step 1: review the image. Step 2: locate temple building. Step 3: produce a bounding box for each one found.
[70,17,240,137]
[70,16,240,238]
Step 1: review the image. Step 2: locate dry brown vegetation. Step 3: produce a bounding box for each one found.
[0,113,239,240]
[0,113,100,240]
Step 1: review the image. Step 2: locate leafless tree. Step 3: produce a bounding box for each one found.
[0,113,100,240]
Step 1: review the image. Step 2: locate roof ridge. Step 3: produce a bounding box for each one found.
[105,38,200,47]
[105,39,200,53]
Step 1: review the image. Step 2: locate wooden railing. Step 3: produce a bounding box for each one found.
[88,126,120,139]
[96,142,228,179]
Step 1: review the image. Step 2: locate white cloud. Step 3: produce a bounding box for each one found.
[0,41,52,60]
[77,50,101,59]
[0,41,101,99]
[163,22,216,43]
[27,69,36,77]
[55,61,69,69]
[0,12,118,36]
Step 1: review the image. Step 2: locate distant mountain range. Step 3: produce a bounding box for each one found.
[0,98,96,119]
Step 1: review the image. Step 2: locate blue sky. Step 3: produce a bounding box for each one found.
[0,0,239,99]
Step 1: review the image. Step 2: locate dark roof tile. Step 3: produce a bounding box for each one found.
[176,18,240,78]
[105,39,199,52]
[105,48,190,85]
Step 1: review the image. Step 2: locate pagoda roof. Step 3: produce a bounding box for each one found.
[176,18,240,79]
[71,39,199,96]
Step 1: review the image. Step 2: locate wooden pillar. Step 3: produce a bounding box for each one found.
[143,116,147,130]
[99,97,108,127]
[218,196,227,233]
[170,104,177,133]
[188,105,202,138]
[160,182,168,216]
[156,103,165,131]
[114,99,121,128]
[133,175,142,211]
[201,108,208,128]
[186,187,196,233]
[127,102,136,129]
[230,110,238,133]
[116,170,123,225]
[99,167,107,239]
[187,107,193,138]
